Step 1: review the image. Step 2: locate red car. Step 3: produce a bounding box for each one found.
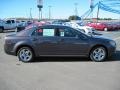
[87,22,113,31]
[112,22,120,30]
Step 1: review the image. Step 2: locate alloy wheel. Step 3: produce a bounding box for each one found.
[90,47,107,62]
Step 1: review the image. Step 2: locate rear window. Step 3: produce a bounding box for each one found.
[17,27,35,36]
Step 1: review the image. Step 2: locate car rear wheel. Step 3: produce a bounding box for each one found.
[90,46,107,62]
[0,27,4,33]
[17,47,34,62]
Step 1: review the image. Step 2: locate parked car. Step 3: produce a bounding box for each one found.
[52,20,66,25]
[27,21,33,25]
[86,22,113,31]
[111,22,120,30]
[65,22,98,35]
[17,22,28,32]
[25,21,49,30]
[4,25,116,62]
[17,21,49,32]
[0,19,17,32]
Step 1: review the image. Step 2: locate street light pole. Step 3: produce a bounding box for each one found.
[97,2,100,23]
[74,3,78,16]
[37,0,43,21]
[90,0,94,20]
[38,8,42,20]
[48,6,52,20]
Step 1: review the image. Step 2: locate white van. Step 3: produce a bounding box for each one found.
[0,19,17,32]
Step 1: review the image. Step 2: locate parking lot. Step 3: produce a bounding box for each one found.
[0,31,120,90]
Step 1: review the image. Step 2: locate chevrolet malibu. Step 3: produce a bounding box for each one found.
[4,25,116,62]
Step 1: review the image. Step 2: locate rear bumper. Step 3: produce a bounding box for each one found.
[4,44,16,56]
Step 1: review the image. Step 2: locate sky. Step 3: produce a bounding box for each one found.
[0,0,120,19]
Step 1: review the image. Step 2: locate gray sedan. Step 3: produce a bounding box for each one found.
[4,25,116,62]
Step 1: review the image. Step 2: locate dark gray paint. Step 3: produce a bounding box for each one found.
[4,25,116,58]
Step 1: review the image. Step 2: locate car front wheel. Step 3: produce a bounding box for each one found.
[17,47,34,62]
[90,47,107,62]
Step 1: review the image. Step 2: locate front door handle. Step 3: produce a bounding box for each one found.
[31,38,38,41]
[59,38,64,42]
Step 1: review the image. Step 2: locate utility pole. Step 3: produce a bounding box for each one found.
[37,0,43,21]
[48,6,52,20]
[30,8,32,20]
[97,2,100,23]
[90,0,94,20]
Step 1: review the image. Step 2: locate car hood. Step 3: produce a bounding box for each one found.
[91,35,113,41]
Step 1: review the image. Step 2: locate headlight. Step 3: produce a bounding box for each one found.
[109,40,116,47]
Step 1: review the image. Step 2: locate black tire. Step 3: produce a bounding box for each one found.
[90,46,107,62]
[17,47,34,62]
[0,27,4,33]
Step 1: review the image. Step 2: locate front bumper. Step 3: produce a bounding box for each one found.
[107,45,116,57]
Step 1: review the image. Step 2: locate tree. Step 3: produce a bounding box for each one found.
[68,15,81,20]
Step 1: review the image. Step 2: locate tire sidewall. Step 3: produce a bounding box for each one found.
[90,47,107,62]
[17,47,34,62]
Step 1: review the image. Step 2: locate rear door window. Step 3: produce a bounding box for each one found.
[35,28,56,37]
[43,29,55,36]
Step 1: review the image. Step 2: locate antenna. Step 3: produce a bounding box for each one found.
[89,0,94,20]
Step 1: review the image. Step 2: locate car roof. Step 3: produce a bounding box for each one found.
[38,24,69,29]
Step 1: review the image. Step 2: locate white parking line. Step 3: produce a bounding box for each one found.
[114,37,120,40]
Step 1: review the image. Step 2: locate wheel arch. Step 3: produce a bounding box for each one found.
[15,45,35,56]
[89,44,108,57]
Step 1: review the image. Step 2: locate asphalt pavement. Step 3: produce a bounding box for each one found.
[0,31,120,90]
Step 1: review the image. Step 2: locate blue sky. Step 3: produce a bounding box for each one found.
[0,0,120,19]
